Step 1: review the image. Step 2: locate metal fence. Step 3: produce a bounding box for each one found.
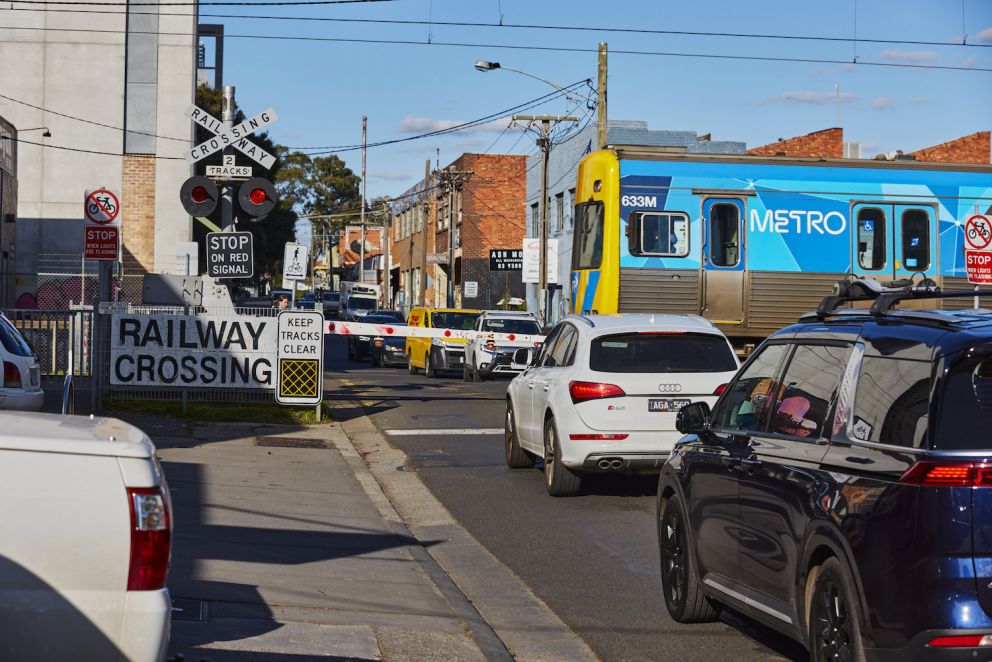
[2,308,94,381]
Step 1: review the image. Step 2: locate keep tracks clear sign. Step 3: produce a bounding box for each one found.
[111,313,277,388]
[276,311,324,405]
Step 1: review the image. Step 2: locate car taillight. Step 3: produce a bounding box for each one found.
[713,383,728,395]
[569,433,629,440]
[3,361,21,388]
[127,486,171,591]
[899,461,992,487]
[569,380,626,404]
[928,634,992,647]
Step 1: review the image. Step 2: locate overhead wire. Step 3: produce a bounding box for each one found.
[5,6,991,49]
[0,24,987,73]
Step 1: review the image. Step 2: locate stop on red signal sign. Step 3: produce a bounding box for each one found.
[85,224,119,260]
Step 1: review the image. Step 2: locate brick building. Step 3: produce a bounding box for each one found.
[389,153,527,312]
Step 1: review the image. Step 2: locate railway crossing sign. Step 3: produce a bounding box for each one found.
[84,188,121,225]
[275,311,324,405]
[184,104,278,169]
[84,225,119,260]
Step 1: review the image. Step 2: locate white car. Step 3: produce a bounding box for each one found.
[504,314,739,496]
[463,311,543,382]
[0,412,172,660]
[0,314,43,411]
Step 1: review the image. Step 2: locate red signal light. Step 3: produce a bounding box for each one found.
[190,186,209,204]
[249,188,267,205]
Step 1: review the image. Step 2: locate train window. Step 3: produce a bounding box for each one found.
[627,212,689,257]
[901,209,930,271]
[857,208,886,270]
[572,201,604,270]
[709,203,740,267]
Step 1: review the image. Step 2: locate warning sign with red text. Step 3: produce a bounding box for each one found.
[966,250,992,284]
[85,224,120,260]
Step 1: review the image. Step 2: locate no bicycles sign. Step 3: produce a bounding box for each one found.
[84,188,121,226]
[965,214,992,251]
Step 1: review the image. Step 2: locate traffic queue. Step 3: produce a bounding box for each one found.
[332,273,992,662]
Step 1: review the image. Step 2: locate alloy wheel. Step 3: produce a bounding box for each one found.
[662,507,687,610]
[813,578,853,662]
[544,422,556,486]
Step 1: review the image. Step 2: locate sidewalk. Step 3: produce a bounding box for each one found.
[122,413,504,661]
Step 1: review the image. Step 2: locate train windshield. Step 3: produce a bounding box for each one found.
[572,201,604,270]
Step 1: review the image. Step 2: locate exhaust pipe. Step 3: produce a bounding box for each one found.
[598,459,612,470]
[610,459,624,470]
[596,457,625,471]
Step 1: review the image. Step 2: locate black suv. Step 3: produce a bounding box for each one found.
[659,279,992,661]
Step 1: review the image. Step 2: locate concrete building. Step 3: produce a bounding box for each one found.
[525,120,747,321]
[0,117,17,306]
[0,6,196,307]
[390,153,527,313]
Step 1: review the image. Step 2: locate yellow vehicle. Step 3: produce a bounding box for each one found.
[406,308,481,378]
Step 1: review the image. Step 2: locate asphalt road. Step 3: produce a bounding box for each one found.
[325,334,806,662]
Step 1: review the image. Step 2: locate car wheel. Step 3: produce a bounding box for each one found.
[543,417,581,497]
[659,493,718,623]
[808,557,866,662]
[425,350,437,378]
[408,353,418,375]
[505,401,534,468]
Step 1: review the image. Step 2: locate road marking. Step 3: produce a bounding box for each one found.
[385,428,503,436]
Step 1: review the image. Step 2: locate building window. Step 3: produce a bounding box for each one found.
[555,193,565,233]
[567,189,576,228]
[530,203,539,234]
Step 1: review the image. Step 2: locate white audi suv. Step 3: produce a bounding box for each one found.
[504,314,738,496]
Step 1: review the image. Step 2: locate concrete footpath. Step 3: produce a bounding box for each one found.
[120,413,507,662]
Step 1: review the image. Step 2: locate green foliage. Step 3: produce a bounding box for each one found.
[276,151,361,217]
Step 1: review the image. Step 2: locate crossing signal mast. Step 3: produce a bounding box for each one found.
[179,86,281,280]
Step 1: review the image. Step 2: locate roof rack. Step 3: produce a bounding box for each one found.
[803,276,992,324]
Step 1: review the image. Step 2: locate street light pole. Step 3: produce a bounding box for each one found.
[512,114,578,326]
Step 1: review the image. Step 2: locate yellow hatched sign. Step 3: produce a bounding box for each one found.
[276,311,324,405]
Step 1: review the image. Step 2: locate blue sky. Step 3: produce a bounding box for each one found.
[211,0,992,200]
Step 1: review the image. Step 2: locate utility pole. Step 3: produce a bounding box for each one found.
[419,159,430,306]
[597,43,608,150]
[513,114,578,325]
[381,200,392,308]
[360,115,367,286]
[220,85,236,230]
[441,168,473,307]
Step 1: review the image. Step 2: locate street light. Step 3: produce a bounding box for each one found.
[0,126,51,138]
[473,61,595,104]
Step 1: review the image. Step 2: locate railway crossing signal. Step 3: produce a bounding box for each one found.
[238,177,277,221]
[179,176,220,217]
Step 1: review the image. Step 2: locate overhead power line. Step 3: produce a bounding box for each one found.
[6,0,393,6]
[1,24,986,73]
[7,7,991,49]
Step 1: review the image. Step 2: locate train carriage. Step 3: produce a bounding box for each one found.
[570,147,992,341]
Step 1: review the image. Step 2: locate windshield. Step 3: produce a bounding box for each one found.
[365,316,406,325]
[348,297,376,310]
[482,318,541,335]
[572,201,604,270]
[590,332,737,373]
[431,312,479,330]
[0,318,33,358]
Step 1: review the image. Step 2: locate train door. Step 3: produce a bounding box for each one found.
[852,203,936,280]
[702,198,746,324]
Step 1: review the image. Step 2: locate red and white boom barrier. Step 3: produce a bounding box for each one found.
[324,320,545,345]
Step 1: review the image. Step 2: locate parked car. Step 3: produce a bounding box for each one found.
[347,314,401,362]
[0,314,43,411]
[406,308,481,377]
[504,314,738,496]
[658,278,992,660]
[296,293,317,310]
[370,321,409,367]
[0,412,172,660]
[464,311,543,382]
[368,309,405,323]
[319,292,340,318]
[342,295,377,321]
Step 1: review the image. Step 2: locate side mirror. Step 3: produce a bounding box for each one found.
[512,348,533,368]
[676,402,711,435]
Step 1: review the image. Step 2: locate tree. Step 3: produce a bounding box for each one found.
[275,151,361,218]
